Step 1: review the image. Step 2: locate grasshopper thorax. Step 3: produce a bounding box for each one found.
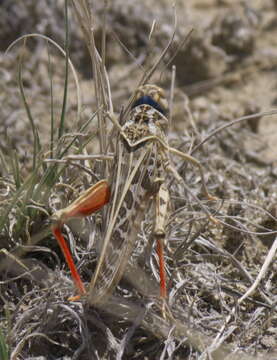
[122,85,169,147]
[132,84,168,115]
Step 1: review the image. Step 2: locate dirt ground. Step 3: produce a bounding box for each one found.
[0,1,276,359]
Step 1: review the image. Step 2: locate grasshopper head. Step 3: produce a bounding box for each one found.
[132,84,168,116]
[122,84,169,147]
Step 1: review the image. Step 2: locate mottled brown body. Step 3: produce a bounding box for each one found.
[89,85,170,304]
[51,84,214,303]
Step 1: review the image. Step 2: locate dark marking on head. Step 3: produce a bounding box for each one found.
[132,95,166,115]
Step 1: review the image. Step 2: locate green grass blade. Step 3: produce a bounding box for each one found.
[58,0,70,140]
[0,163,41,232]
[0,328,9,360]
[17,41,41,171]
[47,41,55,159]
[11,150,21,189]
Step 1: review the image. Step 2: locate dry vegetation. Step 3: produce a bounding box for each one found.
[0,1,276,359]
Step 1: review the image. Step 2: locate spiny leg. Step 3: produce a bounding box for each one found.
[51,179,110,298]
[51,226,87,296]
[154,181,170,299]
[153,181,170,319]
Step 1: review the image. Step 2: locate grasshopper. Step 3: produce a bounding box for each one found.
[51,84,215,304]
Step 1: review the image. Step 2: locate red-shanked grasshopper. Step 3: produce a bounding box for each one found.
[51,84,216,304]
